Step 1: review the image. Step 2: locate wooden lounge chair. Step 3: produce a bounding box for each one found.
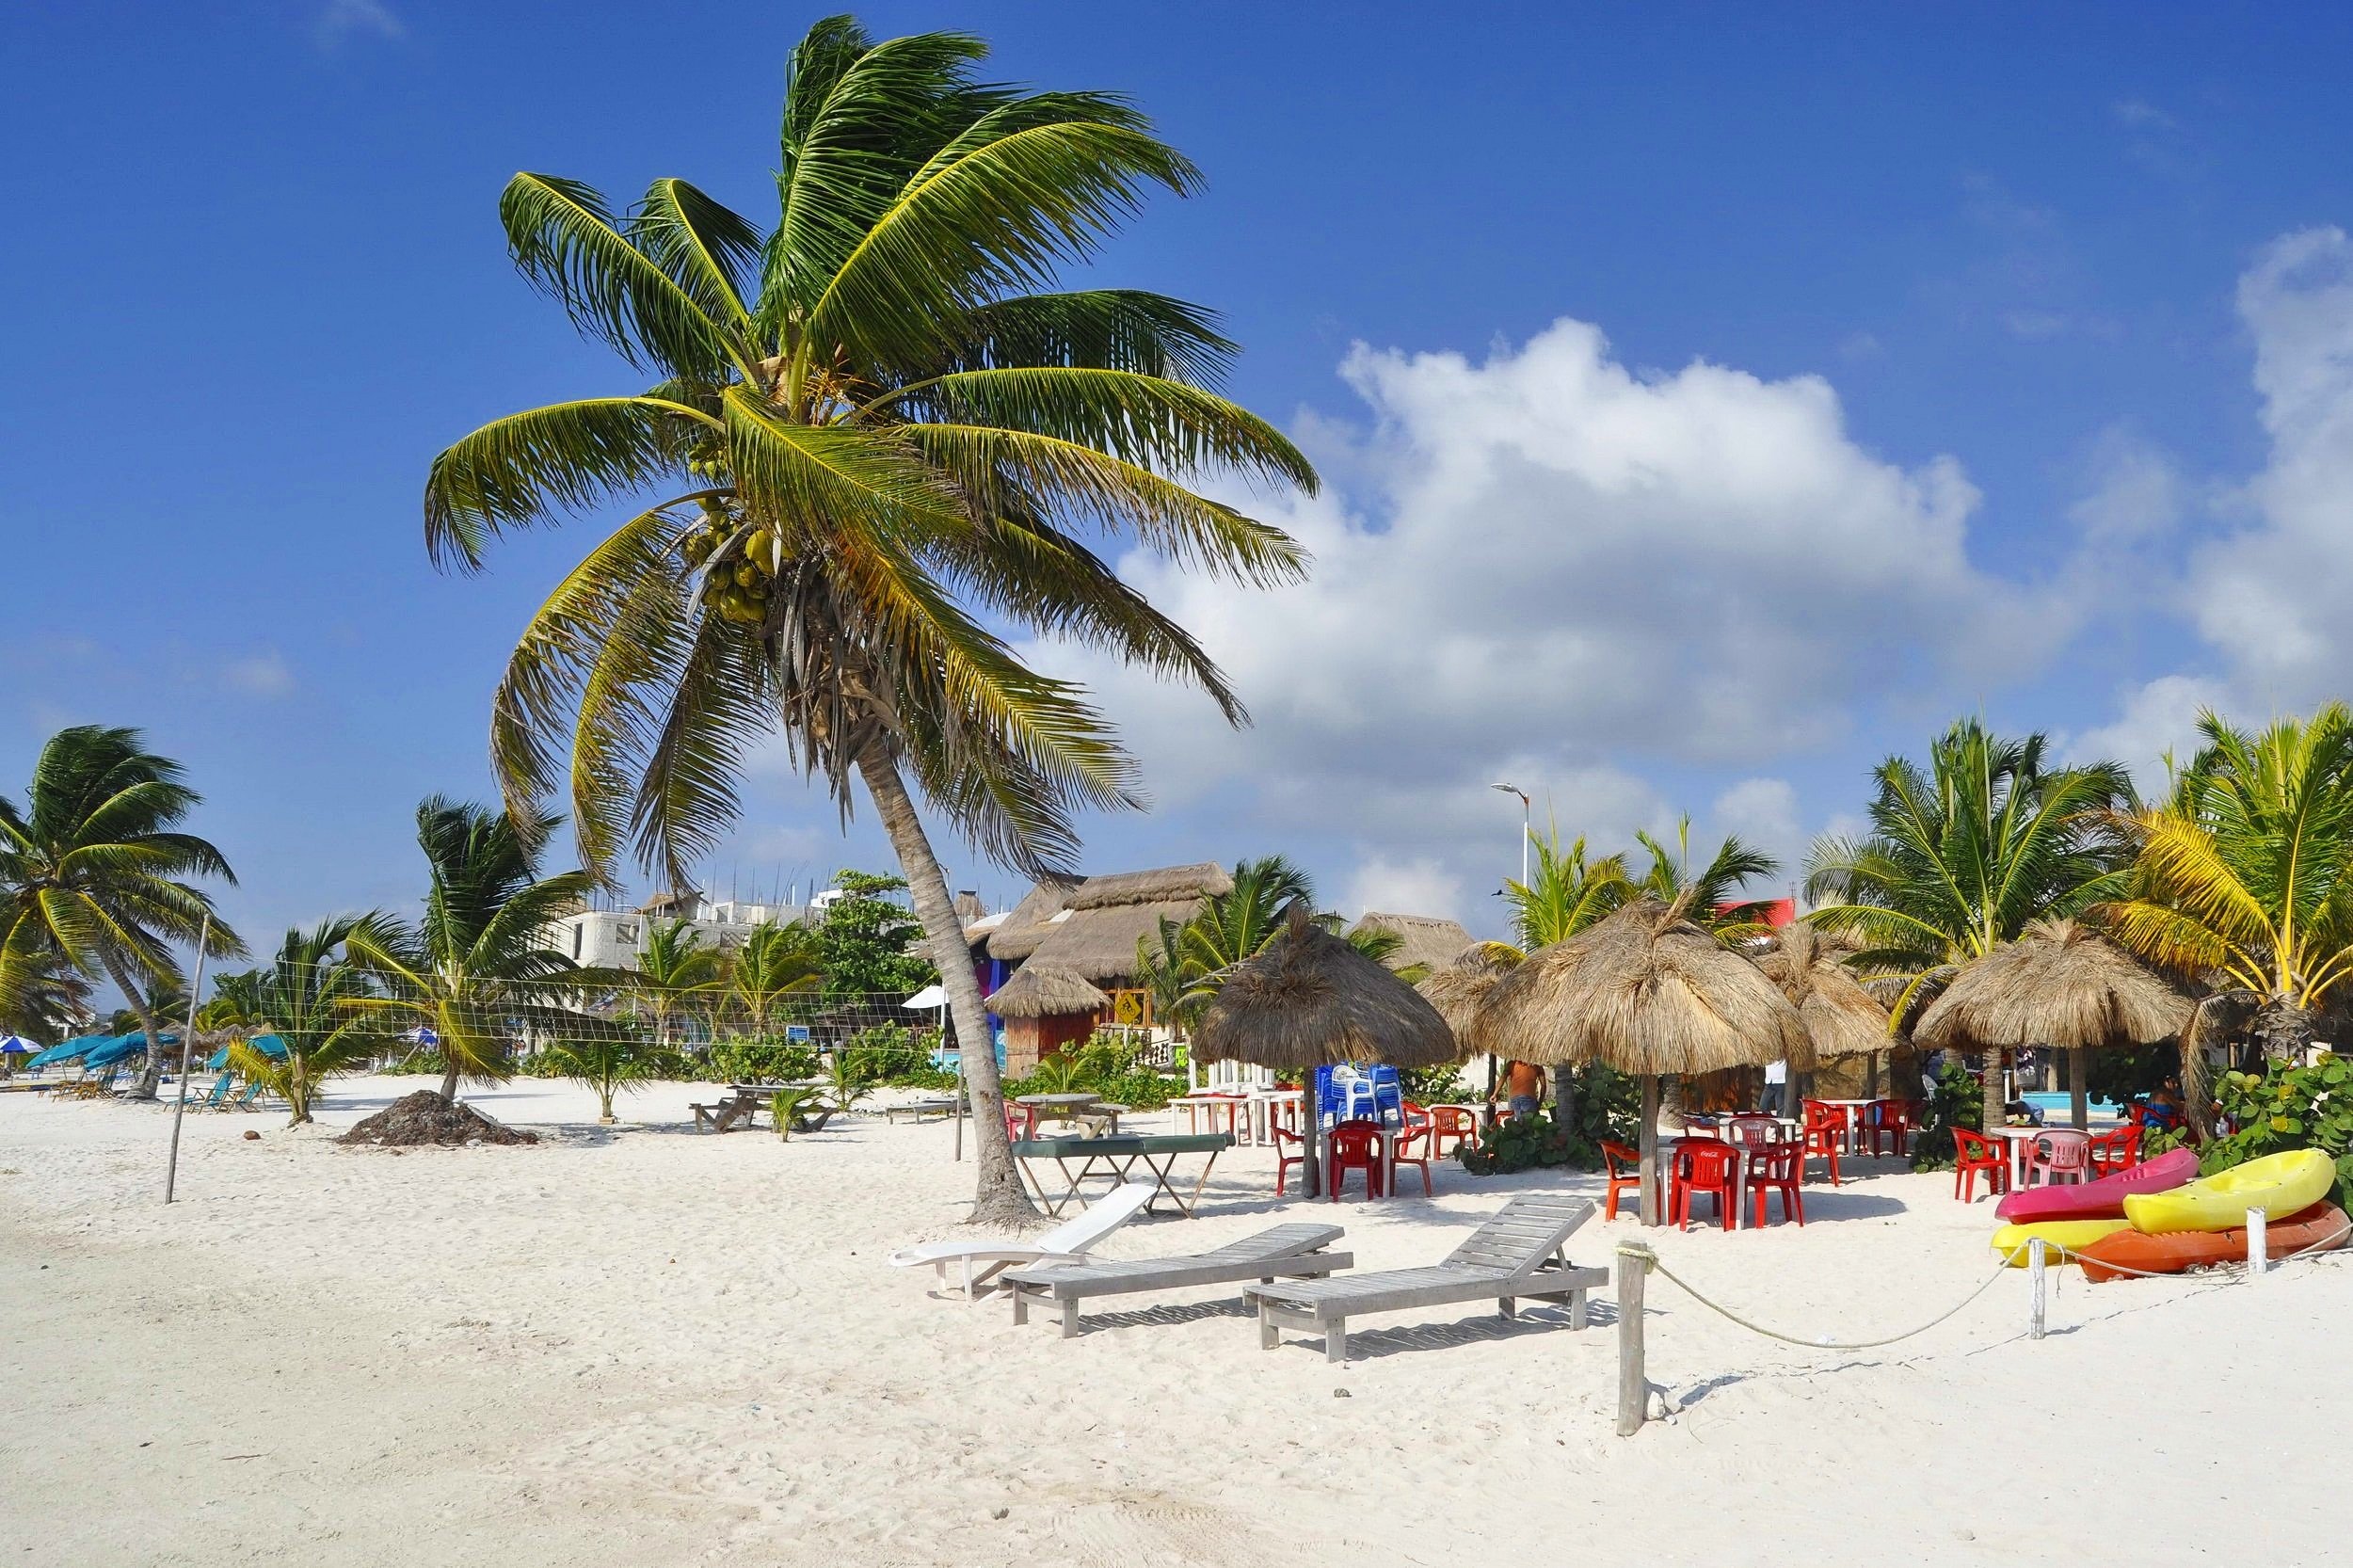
[1245,1194,1605,1363]
[1004,1222,1353,1338]
[690,1095,753,1133]
[888,1181,1155,1300]
[882,1098,959,1124]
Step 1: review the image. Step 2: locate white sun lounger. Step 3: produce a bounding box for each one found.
[888,1180,1155,1300]
[1003,1222,1353,1338]
[1245,1194,1604,1362]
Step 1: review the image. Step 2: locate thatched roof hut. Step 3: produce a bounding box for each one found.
[1416,945,1513,1047]
[1469,895,1806,1224]
[982,862,1233,981]
[1348,911,1476,974]
[1470,896,1806,1077]
[1754,923,1894,1064]
[984,965,1108,1020]
[1914,919,2191,1130]
[1913,920,2192,1054]
[1195,909,1459,1072]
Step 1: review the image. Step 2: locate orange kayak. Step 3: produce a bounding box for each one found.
[2076,1202,2350,1284]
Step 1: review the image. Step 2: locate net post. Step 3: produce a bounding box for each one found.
[2248,1207,2267,1280]
[1614,1241,1650,1436]
[2027,1237,2046,1340]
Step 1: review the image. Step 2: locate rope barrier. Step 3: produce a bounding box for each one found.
[1619,1242,2016,1351]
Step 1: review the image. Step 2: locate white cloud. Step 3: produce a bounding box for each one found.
[2065,674,2227,786]
[220,650,295,698]
[2112,100,2180,133]
[1343,856,1466,924]
[1025,317,2057,925]
[1711,777,1802,865]
[315,0,402,47]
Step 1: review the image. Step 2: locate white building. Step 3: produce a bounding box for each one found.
[544,889,815,972]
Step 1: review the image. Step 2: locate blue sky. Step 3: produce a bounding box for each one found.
[8,2,2353,960]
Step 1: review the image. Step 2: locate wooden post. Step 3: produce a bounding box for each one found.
[2069,1047,2089,1131]
[1637,1075,1662,1225]
[2248,1208,2267,1280]
[2027,1238,2047,1340]
[1614,1243,1650,1436]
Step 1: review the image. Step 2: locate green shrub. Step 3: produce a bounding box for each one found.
[1400,1063,1471,1103]
[835,1023,932,1085]
[1459,1110,1578,1175]
[1908,1060,1983,1172]
[2198,1054,2353,1205]
[705,1035,821,1085]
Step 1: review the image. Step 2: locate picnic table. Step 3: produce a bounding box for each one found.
[1012,1132,1234,1217]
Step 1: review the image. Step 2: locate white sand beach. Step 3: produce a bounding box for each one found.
[3,1080,2343,1567]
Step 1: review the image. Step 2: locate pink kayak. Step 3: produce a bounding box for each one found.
[1993,1146,2200,1224]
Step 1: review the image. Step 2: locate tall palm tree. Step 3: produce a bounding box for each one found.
[0,726,244,1097]
[1634,818,1782,937]
[634,916,726,1048]
[1807,719,2133,1130]
[1484,828,1635,1115]
[346,798,590,1101]
[226,917,386,1127]
[422,18,1313,1224]
[1176,856,1316,1004]
[2101,704,2353,1061]
[730,919,823,1032]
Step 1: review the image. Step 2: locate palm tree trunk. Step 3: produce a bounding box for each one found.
[1549,1064,1577,1137]
[856,740,1039,1228]
[103,950,168,1101]
[1980,1048,2007,1136]
[438,1063,461,1100]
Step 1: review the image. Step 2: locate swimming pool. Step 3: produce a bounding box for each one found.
[2021,1090,2121,1120]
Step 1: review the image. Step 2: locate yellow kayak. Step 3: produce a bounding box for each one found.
[1991,1218,2132,1265]
[2123,1149,2336,1235]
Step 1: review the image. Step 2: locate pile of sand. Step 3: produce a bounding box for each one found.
[337,1090,538,1147]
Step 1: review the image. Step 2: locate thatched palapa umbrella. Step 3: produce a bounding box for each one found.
[1755,923,1896,1093]
[983,965,1110,1019]
[1913,918,2192,1130]
[1470,894,1807,1224]
[1195,907,1458,1197]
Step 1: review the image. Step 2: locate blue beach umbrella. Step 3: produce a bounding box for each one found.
[25,1033,106,1070]
[0,1035,33,1055]
[206,1033,287,1072]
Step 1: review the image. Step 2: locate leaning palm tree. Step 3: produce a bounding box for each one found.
[345,798,591,1101]
[634,917,725,1048]
[1807,719,2134,1131]
[228,916,388,1127]
[730,919,823,1032]
[0,726,243,1097]
[423,18,1313,1224]
[2100,704,2353,1062]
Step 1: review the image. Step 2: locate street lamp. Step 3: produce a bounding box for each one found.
[1491,781,1530,888]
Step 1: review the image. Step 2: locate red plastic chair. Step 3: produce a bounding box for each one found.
[1669,1139,1740,1232]
[1428,1104,1479,1159]
[2088,1125,2142,1176]
[1801,1102,1846,1187]
[1952,1128,2008,1203]
[1389,1113,1436,1197]
[1003,1101,1037,1140]
[1326,1119,1385,1202]
[1600,1140,1645,1221]
[1745,1140,1805,1227]
[1273,1124,1305,1196]
[1857,1099,1909,1157]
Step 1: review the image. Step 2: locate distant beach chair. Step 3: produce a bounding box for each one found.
[690,1095,753,1133]
[70,1067,121,1100]
[1246,1194,1605,1363]
[1004,1223,1353,1338]
[222,1080,264,1112]
[189,1073,232,1111]
[888,1180,1154,1301]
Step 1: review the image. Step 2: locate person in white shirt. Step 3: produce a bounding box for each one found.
[1762,1057,1788,1116]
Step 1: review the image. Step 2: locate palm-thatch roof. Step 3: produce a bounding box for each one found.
[1468,895,1806,1076]
[1349,911,1476,973]
[1194,909,1459,1071]
[1754,923,1894,1064]
[984,862,1233,980]
[1913,919,2192,1051]
[984,965,1109,1020]
[1416,945,1513,1048]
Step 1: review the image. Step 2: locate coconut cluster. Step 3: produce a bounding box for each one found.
[678,498,781,627]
